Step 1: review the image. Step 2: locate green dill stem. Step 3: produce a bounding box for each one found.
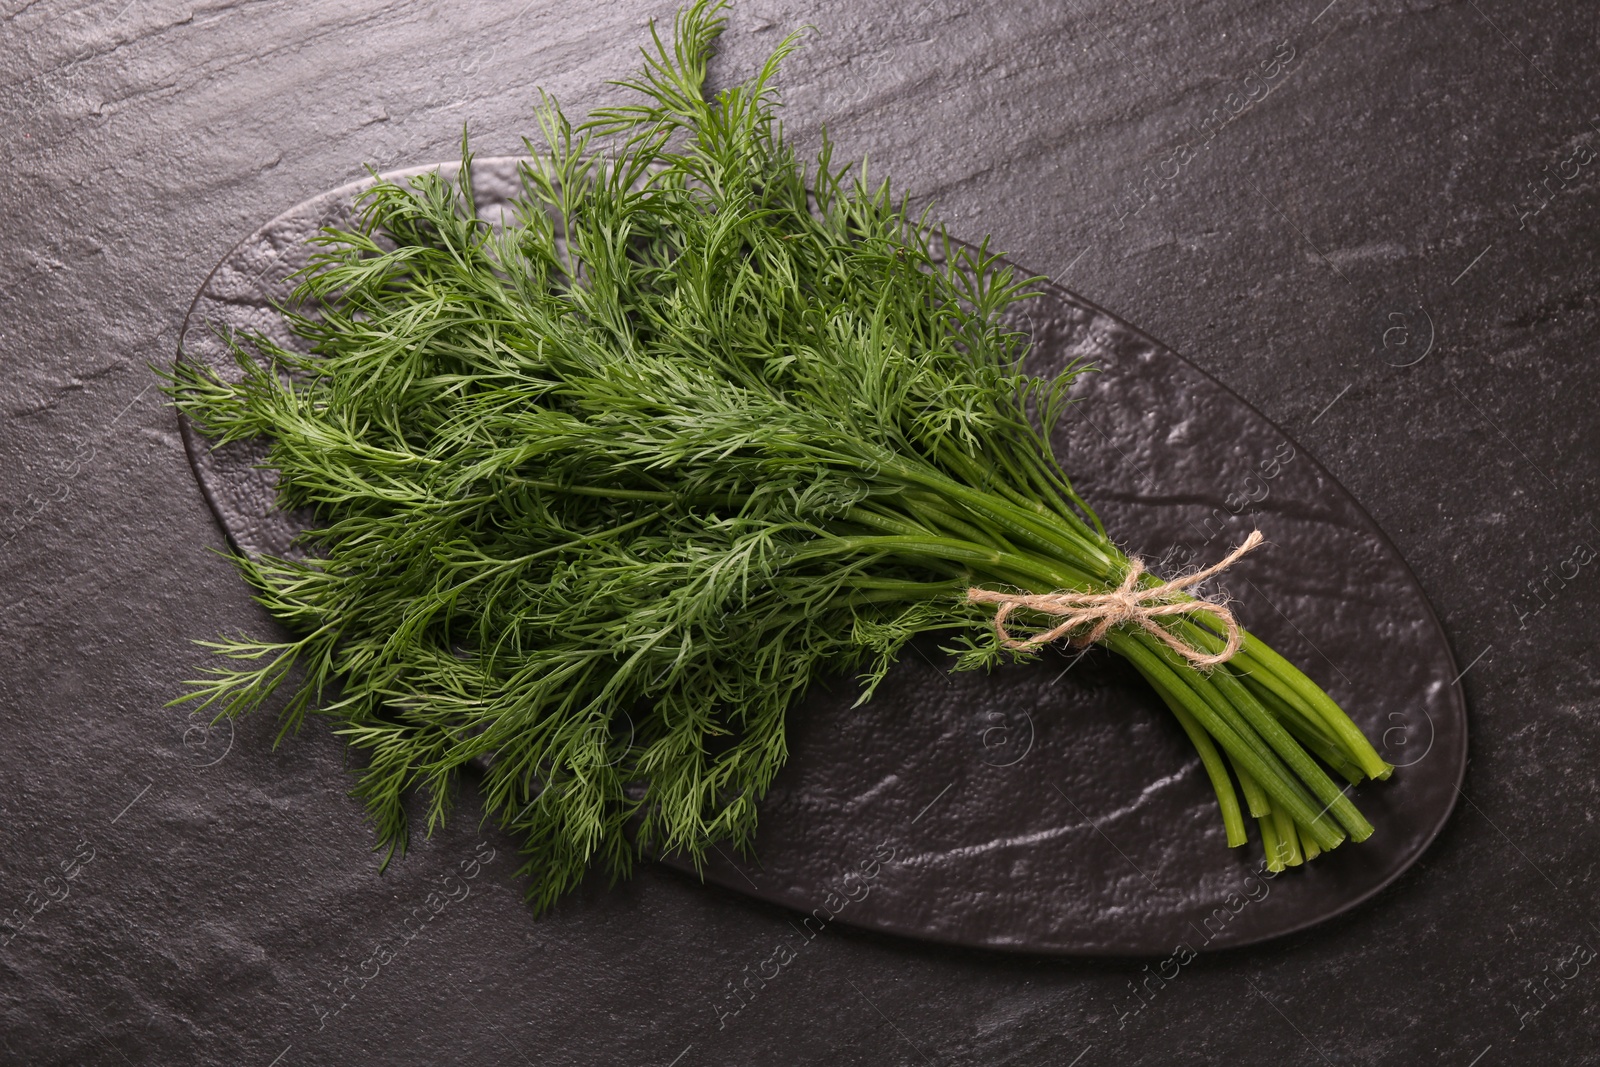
[1247,679,1366,786]
[1238,671,1344,753]
[847,576,968,596]
[821,530,1101,592]
[1232,760,1272,820]
[1272,806,1304,866]
[1019,445,1107,541]
[933,441,1081,538]
[1298,822,1322,862]
[877,457,1117,580]
[1258,813,1286,873]
[948,428,1104,545]
[1154,690,1248,848]
[1226,631,1389,781]
[880,494,1014,552]
[841,507,1020,570]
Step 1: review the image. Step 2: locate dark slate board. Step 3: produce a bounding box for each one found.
[176,157,1466,957]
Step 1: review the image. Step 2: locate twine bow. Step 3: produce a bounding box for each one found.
[966,530,1265,668]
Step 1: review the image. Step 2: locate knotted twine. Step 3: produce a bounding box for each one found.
[966,530,1265,668]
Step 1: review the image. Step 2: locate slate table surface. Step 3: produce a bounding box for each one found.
[3,1,1597,1064]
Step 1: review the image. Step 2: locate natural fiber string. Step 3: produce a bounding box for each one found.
[966,530,1265,668]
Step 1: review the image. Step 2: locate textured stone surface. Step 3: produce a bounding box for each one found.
[3,0,1598,1064]
[176,156,1466,957]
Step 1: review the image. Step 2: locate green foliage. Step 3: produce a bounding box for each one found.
[165,0,1389,907]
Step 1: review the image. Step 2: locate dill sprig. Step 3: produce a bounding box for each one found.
[165,0,1390,911]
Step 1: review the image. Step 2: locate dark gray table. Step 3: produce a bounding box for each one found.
[3,1,1596,1063]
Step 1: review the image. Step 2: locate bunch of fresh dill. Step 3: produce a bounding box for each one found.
[166,0,1390,910]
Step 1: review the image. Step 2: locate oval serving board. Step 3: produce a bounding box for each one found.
[176,157,1467,956]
